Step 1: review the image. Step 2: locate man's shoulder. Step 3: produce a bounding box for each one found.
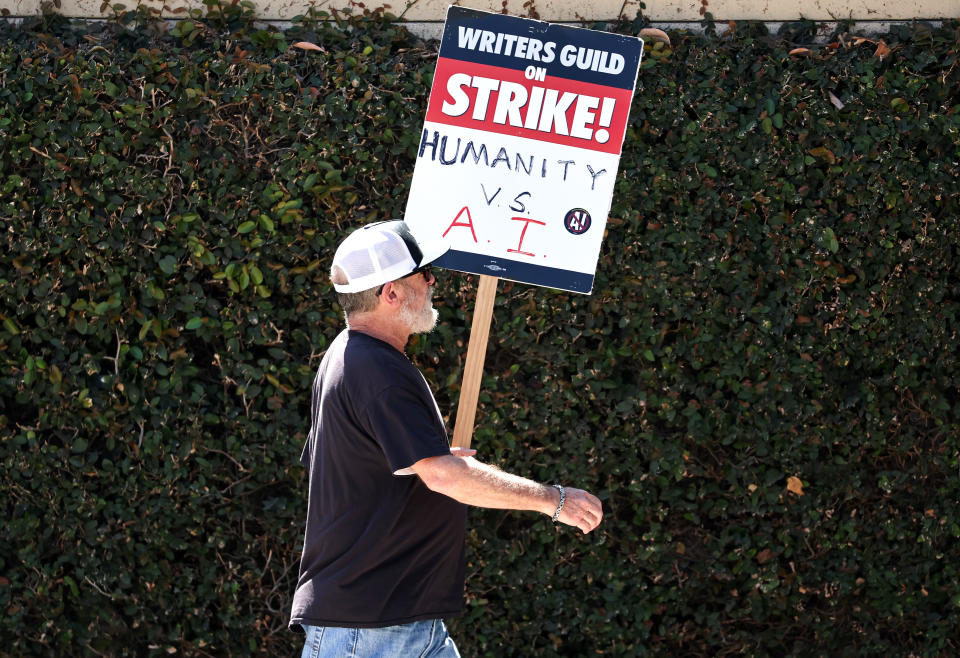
[330,331,420,384]
[342,330,403,360]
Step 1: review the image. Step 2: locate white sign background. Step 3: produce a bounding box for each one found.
[405,7,643,294]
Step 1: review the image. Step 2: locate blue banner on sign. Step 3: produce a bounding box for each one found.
[440,7,642,90]
[435,250,595,294]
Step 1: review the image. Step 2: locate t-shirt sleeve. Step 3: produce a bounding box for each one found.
[361,382,450,473]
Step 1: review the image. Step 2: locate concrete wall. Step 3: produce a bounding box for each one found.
[3,0,956,21]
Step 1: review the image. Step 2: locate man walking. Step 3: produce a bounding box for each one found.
[290,220,603,657]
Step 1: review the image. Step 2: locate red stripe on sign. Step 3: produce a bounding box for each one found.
[426,57,634,155]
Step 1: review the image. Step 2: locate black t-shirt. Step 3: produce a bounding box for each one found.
[289,330,467,629]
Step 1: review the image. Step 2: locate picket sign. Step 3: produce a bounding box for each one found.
[405,7,643,449]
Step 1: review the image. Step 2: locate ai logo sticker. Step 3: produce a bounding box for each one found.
[564,208,592,235]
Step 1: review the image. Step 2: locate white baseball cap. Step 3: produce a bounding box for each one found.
[331,220,449,293]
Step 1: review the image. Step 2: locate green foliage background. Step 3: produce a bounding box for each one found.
[1,7,958,656]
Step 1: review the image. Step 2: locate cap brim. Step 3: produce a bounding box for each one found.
[418,239,450,267]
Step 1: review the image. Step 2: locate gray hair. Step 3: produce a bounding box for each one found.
[331,265,380,318]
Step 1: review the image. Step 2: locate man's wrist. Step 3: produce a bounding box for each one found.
[541,483,561,517]
[550,484,565,523]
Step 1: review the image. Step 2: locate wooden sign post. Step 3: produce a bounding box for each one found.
[451,275,498,449]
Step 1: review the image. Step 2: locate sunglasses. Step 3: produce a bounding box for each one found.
[376,266,434,296]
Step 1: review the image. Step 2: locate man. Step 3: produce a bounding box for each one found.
[290,220,603,657]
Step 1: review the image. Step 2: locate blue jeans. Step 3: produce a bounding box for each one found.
[300,619,460,658]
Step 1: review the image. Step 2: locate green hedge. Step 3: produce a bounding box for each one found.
[1,7,958,656]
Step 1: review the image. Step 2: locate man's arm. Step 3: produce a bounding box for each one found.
[410,454,603,534]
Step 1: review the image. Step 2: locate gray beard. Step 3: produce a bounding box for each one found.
[399,291,439,334]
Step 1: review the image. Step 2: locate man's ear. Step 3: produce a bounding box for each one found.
[378,281,404,307]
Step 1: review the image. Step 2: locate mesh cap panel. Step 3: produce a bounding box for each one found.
[376,240,410,272]
[339,250,377,280]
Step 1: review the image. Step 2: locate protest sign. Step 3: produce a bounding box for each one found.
[405,6,643,294]
[404,8,643,447]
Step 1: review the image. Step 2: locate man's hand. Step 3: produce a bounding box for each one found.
[449,447,476,459]
[553,487,603,534]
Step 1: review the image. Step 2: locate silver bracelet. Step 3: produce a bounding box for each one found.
[551,484,565,523]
